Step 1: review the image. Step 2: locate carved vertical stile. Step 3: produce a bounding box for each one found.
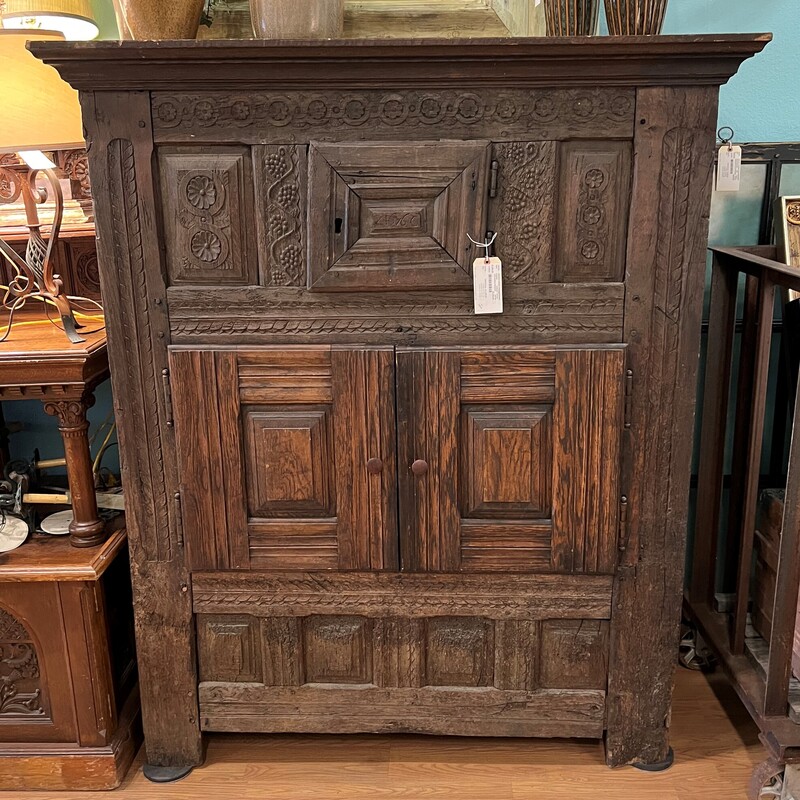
[605,87,719,767]
[80,91,201,767]
[254,144,307,287]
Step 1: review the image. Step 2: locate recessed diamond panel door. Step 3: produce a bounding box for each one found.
[397,346,625,574]
[170,346,398,571]
[307,140,490,290]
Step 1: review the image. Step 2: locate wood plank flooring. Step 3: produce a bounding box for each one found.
[8,668,762,799]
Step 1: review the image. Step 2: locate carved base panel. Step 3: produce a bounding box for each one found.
[194,571,610,739]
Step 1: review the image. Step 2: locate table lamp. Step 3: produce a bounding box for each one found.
[0,29,91,343]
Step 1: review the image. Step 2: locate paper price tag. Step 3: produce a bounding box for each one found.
[473,257,503,315]
[717,145,742,192]
[534,0,542,5]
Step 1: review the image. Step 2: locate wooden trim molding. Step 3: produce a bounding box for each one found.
[32,35,769,92]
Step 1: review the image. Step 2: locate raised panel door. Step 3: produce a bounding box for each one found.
[170,346,398,571]
[397,346,625,574]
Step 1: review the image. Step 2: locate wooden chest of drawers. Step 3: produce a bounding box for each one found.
[37,34,767,775]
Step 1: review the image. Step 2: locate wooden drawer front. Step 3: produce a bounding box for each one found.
[193,571,611,738]
[308,140,490,291]
[169,346,398,572]
[398,347,625,574]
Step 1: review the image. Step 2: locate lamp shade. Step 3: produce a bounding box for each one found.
[1,0,98,41]
[0,29,84,153]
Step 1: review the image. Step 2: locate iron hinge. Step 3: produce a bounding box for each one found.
[161,367,174,428]
[174,490,184,548]
[624,368,633,429]
[489,159,499,198]
[618,495,629,555]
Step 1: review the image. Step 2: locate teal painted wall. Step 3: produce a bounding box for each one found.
[659,1,797,142]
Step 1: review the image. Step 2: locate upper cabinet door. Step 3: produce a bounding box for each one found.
[308,140,490,291]
[169,347,397,572]
[397,346,625,575]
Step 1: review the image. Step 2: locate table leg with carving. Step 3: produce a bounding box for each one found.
[43,394,105,548]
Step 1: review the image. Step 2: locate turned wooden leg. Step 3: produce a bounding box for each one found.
[43,395,106,548]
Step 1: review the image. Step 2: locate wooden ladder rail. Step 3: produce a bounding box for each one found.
[693,245,800,718]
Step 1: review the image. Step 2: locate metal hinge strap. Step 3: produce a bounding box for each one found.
[624,368,633,429]
[489,159,499,198]
[174,490,184,548]
[162,367,174,428]
[618,495,629,553]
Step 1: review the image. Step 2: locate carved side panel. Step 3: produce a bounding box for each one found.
[152,89,635,143]
[303,616,373,684]
[539,620,609,690]
[0,609,44,718]
[197,616,262,683]
[424,617,494,687]
[488,141,556,283]
[555,141,632,282]
[64,239,102,300]
[159,147,257,285]
[254,145,307,287]
[106,138,174,564]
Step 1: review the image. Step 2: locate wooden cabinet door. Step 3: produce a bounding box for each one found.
[170,347,397,572]
[397,347,625,574]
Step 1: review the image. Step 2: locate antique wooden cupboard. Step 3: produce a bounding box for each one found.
[37,35,767,776]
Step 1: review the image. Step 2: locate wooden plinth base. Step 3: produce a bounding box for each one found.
[0,688,141,791]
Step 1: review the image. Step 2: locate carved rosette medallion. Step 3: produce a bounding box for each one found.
[0,609,44,717]
[152,89,634,137]
[575,167,607,267]
[787,201,800,226]
[178,170,231,272]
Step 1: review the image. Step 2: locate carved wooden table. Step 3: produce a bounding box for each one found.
[0,528,140,790]
[0,311,108,547]
[37,35,768,780]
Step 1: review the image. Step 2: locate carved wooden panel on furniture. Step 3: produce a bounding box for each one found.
[169,346,397,572]
[488,141,556,283]
[152,89,635,144]
[308,141,489,290]
[253,145,307,287]
[398,346,624,574]
[555,141,632,282]
[158,147,257,285]
[168,283,626,346]
[197,616,261,683]
[193,572,612,737]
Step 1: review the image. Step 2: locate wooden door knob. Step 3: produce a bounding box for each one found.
[366,457,383,474]
[411,459,428,476]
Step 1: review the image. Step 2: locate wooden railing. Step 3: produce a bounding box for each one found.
[689,244,800,730]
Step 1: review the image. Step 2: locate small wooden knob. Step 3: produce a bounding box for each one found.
[411,459,428,476]
[366,457,383,474]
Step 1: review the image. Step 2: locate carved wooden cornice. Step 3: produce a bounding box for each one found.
[32,35,770,92]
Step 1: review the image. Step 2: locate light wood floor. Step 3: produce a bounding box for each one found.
[12,668,763,800]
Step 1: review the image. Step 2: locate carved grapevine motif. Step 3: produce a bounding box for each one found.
[152,89,634,134]
[61,149,92,200]
[262,146,305,287]
[491,142,556,282]
[0,609,44,717]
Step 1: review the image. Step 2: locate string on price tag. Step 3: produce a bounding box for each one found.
[716,126,741,192]
[468,232,504,315]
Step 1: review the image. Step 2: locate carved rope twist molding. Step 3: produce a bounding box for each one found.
[152,89,634,132]
[170,315,620,337]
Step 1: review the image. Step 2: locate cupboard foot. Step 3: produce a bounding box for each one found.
[631,748,674,772]
[142,764,194,784]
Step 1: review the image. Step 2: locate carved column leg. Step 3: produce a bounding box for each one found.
[43,395,106,548]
